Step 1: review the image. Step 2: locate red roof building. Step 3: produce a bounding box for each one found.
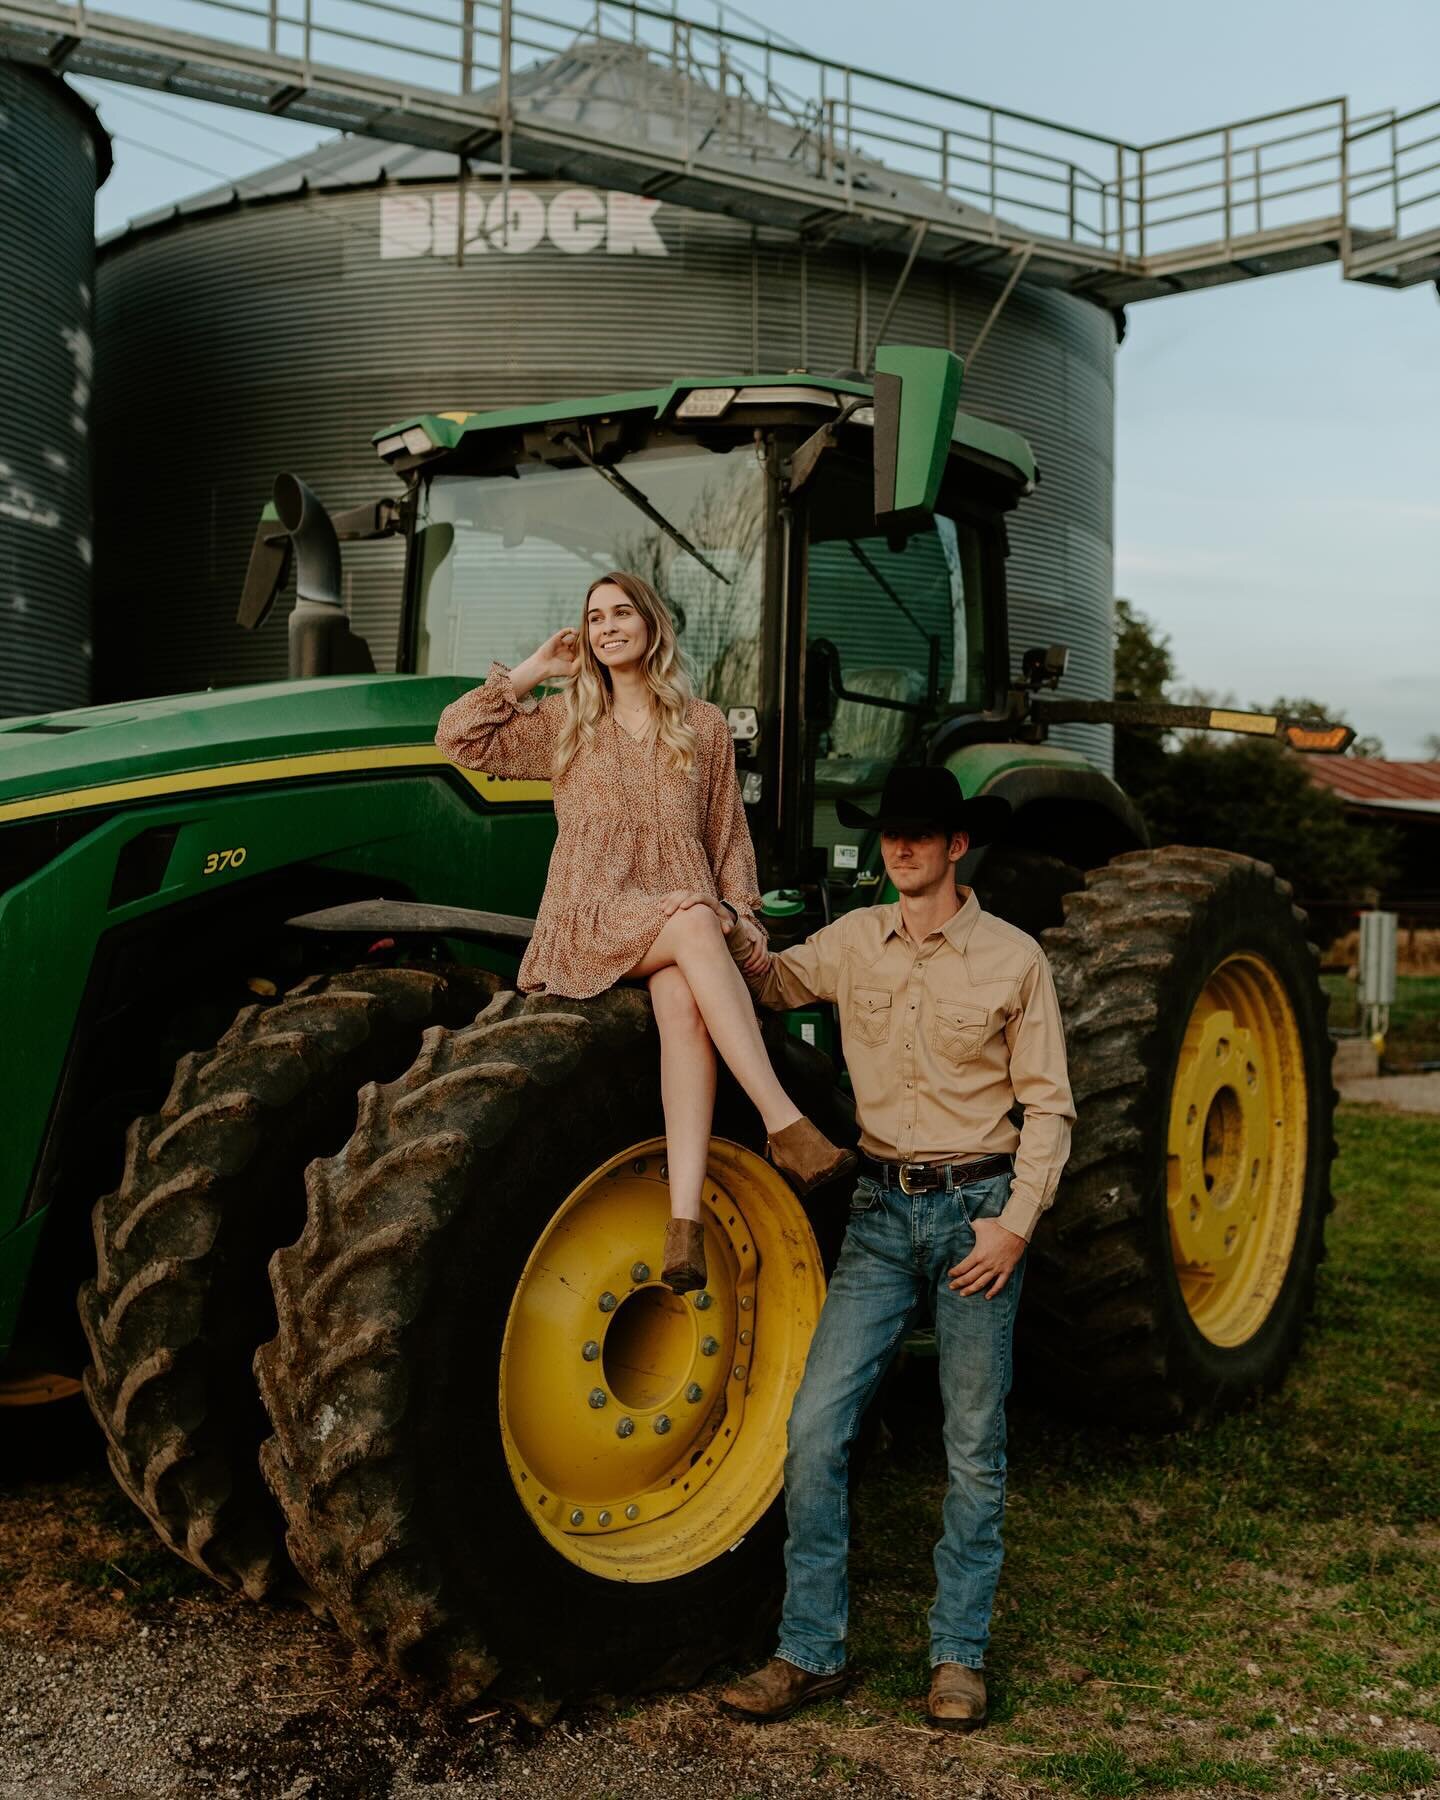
[1305,758,1440,819]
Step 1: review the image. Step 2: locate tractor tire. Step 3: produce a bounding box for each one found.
[78,964,497,1599]
[1031,846,1337,1426]
[256,988,850,1718]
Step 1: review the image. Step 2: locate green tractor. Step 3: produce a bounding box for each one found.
[0,347,1344,1715]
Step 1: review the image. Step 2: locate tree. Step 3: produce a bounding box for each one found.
[1111,600,1174,794]
[1135,735,1393,913]
[1421,732,1440,762]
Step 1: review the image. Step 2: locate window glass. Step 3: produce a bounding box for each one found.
[412,448,764,710]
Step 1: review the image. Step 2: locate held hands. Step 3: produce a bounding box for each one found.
[726,912,770,977]
[513,628,580,693]
[948,1218,1026,1299]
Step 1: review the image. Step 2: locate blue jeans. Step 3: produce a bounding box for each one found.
[777,1169,1025,1675]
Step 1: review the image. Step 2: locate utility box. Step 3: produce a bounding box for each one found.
[1358,910,1398,1043]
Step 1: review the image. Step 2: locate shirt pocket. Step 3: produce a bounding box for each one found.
[849,985,893,1048]
[932,1000,988,1066]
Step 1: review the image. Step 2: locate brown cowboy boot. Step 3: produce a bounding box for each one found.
[766,1119,857,1196]
[928,1663,988,1732]
[718,1657,849,1722]
[661,1218,707,1295]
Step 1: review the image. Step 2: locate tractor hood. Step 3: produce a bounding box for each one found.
[0,674,482,825]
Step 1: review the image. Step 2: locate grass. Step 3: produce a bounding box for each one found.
[1323,972,1440,1068]
[833,1105,1440,1796]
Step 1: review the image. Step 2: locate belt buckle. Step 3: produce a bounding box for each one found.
[898,1163,933,1196]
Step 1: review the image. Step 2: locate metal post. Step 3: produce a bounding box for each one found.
[1114,143,1124,259]
[302,0,312,70]
[1067,162,1075,240]
[267,0,278,55]
[682,23,692,169]
[941,127,950,197]
[843,66,852,207]
[499,0,512,249]
[988,109,998,234]
[461,0,473,94]
[1339,98,1351,266]
[965,240,1034,372]
[1137,148,1146,257]
[1391,115,1401,234]
[1254,143,1262,234]
[1223,126,1232,255]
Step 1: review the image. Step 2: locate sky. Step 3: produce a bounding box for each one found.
[72,0,1440,756]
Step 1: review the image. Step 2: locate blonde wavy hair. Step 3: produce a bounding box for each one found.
[553,570,698,777]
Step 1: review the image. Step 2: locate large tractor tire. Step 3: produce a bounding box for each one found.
[256,988,852,1718]
[78,964,496,1599]
[1031,846,1337,1426]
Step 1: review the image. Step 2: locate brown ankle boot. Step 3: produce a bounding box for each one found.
[767,1118,857,1197]
[661,1218,707,1294]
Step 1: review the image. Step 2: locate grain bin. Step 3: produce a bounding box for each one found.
[93,40,1115,767]
[0,64,110,716]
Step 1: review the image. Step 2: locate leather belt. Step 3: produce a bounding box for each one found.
[858,1152,1014,1196]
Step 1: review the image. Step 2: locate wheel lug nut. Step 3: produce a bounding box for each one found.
[739,1294,753,1310]
[616,1416,635,1438]
[693,1291,712,1310]
[582,1339,600,1360]
[631,1262,651,1284]
[625,1504,640,1520]
[733,1365,746,1381]
[588,1388,607,1409]
[700,1336,719,1356]
[685,1383,703,1403]
[654,1414,671,1434]
[570,1509,584,1526]
[739,1328,752,1345]
[598,1291,617,1313]
[598,1511,612,1526]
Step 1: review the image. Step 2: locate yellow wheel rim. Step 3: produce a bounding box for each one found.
[1166,953,1308,1348]
[499,1136,824,1582]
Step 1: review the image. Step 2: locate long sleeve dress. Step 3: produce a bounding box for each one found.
[435,664,763,1000]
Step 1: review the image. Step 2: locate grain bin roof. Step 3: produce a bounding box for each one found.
[98,36,998,253]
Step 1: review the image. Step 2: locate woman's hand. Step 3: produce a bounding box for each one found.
[512,629,580,696]
[660,891,734,934]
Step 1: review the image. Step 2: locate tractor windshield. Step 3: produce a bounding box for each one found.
[411,445,764,713]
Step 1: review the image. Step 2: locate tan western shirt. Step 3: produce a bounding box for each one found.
[746,889,1074,1241]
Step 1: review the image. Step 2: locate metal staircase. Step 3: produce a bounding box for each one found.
[2,0,1437,302]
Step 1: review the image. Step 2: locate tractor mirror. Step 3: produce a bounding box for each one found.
[873,345,963,529]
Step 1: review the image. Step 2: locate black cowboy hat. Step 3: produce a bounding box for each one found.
[836,766,1011,846]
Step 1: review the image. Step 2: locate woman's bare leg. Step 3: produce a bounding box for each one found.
[631,908,802,1136]
[648,967,716,1224]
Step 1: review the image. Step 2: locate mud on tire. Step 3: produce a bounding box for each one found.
[256,988,853,1716]
[1030,846,1337,1427]
[79,964,496,1598]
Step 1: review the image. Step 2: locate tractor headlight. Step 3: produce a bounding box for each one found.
[675,387,738,420]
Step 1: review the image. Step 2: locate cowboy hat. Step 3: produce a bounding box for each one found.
[836,766,1010,846]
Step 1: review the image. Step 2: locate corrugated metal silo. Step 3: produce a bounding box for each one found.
[93,42,1114,768]
[0,65,110,717]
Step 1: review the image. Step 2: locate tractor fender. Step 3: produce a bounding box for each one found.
[941,744,1147,879]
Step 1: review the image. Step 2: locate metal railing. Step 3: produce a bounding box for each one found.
[9,0,1438,282]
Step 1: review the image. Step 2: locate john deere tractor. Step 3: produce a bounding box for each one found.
[0,348,1345,1715]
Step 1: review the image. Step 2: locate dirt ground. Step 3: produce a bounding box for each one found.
[0,1449,1031,1800]
[3,1107,1437,1800]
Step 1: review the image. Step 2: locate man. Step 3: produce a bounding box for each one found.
[717,766,1074,1732]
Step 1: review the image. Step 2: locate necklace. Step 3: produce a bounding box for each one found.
[611,701,654,743]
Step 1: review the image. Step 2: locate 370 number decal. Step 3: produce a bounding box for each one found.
[202,847,248,875]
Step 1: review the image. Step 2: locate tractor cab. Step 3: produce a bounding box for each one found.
[359,348,1032,911]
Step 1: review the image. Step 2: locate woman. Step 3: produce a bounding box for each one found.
[435,570,855,1293]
